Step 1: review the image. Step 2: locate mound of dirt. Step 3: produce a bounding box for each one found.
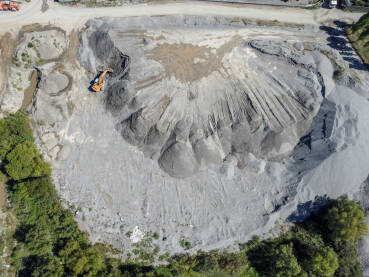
[79,17,333,178]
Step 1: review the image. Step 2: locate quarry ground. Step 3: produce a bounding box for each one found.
[1,0,369,271]
[0,0,364,36]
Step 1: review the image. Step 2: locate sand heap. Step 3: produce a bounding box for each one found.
[79,17,334,178]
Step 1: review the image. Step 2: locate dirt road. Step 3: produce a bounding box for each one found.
[0,1,364,36]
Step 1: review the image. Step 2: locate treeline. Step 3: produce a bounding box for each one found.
[347,12,369,66]
[0,112,367,276]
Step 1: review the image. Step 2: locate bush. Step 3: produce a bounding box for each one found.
[0,112,34,161]
[334,240,363,277]
[5,142,51,180]
[273,243,302,277]
[326,198,368,243]
[333,68,344,80]
[309,246,338,277]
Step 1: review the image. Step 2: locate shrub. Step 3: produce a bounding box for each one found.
[0,112,34,160]
[309,246,339,277]
[5,142,51,180]
[180,239,191,250]
[334,240,363,277]
[333,68,344,80]
[273,243,302,277]
[326,198,368,243]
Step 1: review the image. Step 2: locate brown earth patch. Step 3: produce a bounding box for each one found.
[148,43,218,82]
[0,182,6,210]
[63,30,80,69]
[147,35,243,83]
[0,33,16,100]
[22,70,38,109]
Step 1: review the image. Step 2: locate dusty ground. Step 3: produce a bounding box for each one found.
[0,33,16,100]
[1,14,363,262]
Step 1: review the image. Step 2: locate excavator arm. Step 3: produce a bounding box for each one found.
[91,68,113,92]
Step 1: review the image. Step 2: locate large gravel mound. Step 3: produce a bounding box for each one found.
[79,16,331,178]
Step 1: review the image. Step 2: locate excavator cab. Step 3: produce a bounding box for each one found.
[90,68,113,92]
[0,1,20,11]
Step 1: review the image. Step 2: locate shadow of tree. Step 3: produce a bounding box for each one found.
[320,21,368,71]
[287,195,330,222]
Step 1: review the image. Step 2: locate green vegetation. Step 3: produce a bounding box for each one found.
[273,243,302,276]
[327,198,368,242]
[21,52,33,69]
[347,12,369,66]
[5,142,51,180]
[12,56,21,67]
[231,18,241,23]
[0,112,367,276]
[333,68,344,80]
[27,42,34,48]
[351,0,369,7]
[11,82,23,92]
[0,112,34,160]
[180,239,192,250]
[153,232,160,240]
[255,20,304,28]
[130,232,160,264]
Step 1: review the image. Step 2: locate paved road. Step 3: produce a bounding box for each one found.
[0,0,364,36]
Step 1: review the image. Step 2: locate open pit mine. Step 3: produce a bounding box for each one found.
[1,14,369,261]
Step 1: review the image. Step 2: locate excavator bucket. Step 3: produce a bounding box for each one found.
[91,68,113,92]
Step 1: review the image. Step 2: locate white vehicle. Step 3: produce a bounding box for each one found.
[329,0,337,8]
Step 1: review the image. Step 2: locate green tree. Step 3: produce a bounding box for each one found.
[327,198,368,243]
[273,243,302,277]
[59,241,106,276]
[5,141,51,180]
[308,246,339,277]
[334,240,363,277]
[0,112,34,160]
[26,256,64,277]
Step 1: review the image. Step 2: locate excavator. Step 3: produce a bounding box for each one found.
[91,68,113,92]
[0,1,20,11]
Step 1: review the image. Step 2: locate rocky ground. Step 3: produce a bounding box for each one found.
[1,14,369,266]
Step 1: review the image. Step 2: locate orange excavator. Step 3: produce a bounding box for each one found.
[0,1,20,11]
[91,68,113,92]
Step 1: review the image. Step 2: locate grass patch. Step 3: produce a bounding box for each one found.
[256,19,304,28]
[231,18,241,23]
[180,239,192,250]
